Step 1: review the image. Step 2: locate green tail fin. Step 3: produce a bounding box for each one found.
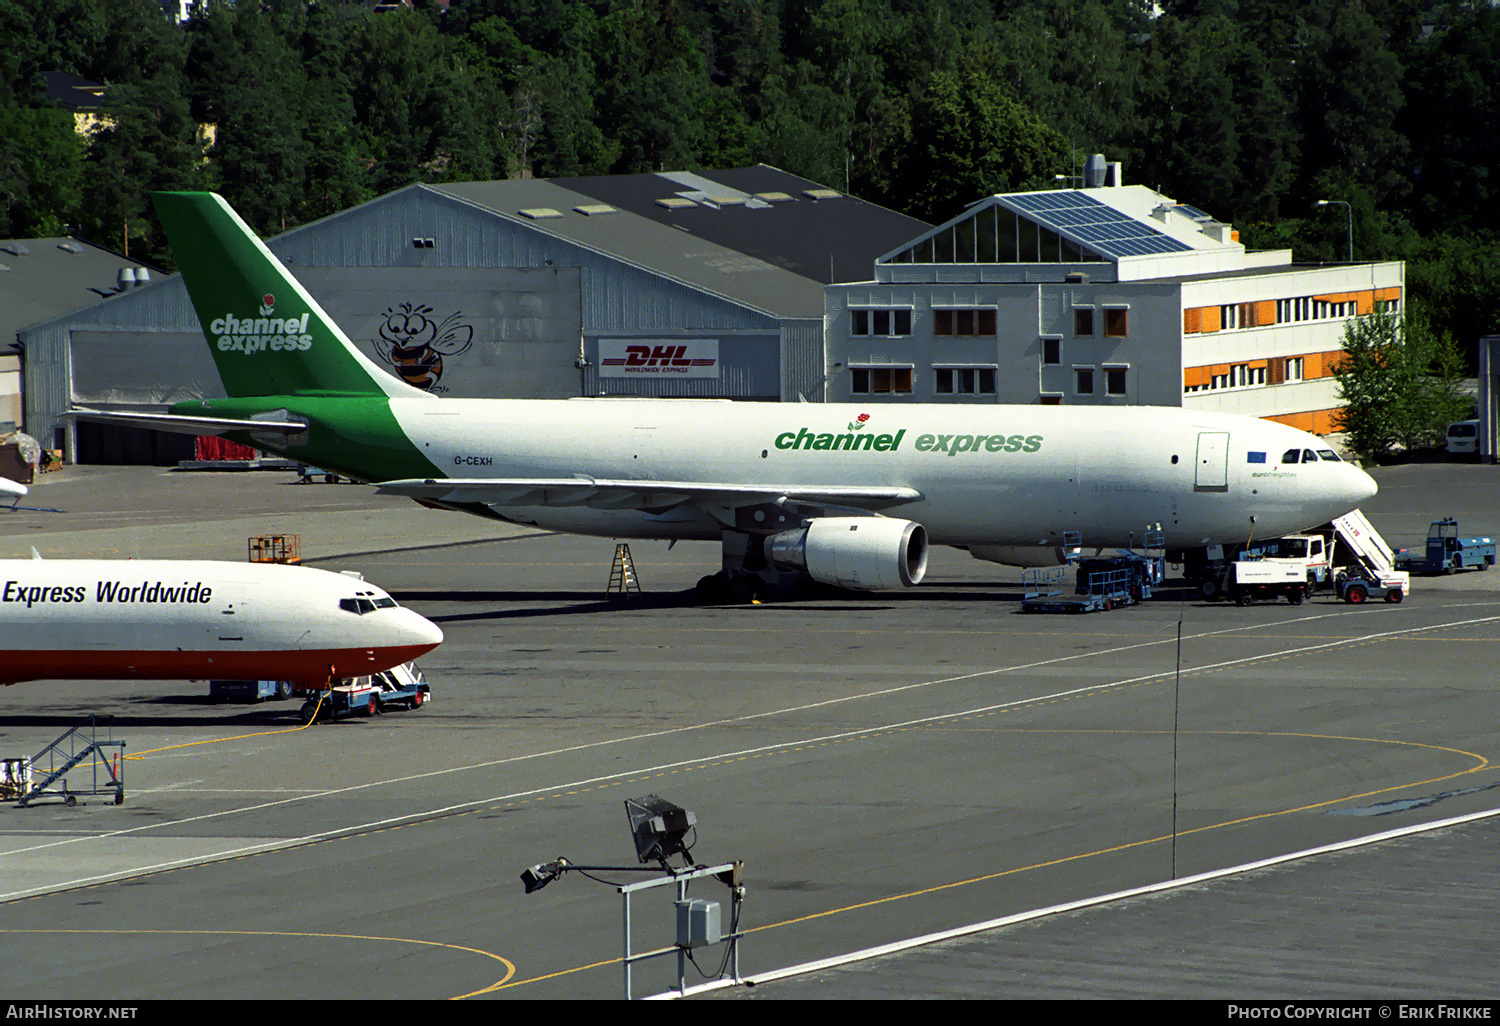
[152,192,423,399]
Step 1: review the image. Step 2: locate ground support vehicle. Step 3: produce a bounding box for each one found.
[1335,567,1409,604]
[1224,559,1309,605]
[298,681,382,723]
[1394,519,1496,575]
[369,662,431,710]
[208,678,294,702]
[1192,535,1327,600]
[296,464,344,484]
[293,662,431,723]
[1073,552,1166,602]
[1022,565,1135,613]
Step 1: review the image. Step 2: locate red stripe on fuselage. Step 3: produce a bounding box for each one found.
[0,645,434,685]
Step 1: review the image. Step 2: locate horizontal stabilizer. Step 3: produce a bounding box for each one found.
[64,407,308,437]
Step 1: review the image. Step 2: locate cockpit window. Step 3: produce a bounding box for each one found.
[1282,449,1301,464]
[1317,450,1341,461]
[374,597,398,609]
[1302,449,1318,463]
[339,598,378,614]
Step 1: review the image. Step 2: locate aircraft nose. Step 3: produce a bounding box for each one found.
[399,609,445,652]
[1345,462,1379,506]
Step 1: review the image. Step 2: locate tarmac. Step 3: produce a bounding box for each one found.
[1,458,1499,1001]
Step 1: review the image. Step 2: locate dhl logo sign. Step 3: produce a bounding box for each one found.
[598,339,720,379]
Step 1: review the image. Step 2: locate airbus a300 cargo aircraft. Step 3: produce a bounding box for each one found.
[71,192,1376,602]
[0,556,443,685]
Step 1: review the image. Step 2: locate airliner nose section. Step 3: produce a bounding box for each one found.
[1346,462,1379,506]
[399,609,444,653]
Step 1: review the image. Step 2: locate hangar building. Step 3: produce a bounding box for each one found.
[21,166,928,463]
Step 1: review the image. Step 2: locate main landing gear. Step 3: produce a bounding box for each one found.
[695,530,780,604]
[695,570,766,604]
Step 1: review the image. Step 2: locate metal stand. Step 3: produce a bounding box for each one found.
[15,716,126,807]
[619,862,743,1000]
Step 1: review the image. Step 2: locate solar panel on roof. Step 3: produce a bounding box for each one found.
[1002,191,1191,259]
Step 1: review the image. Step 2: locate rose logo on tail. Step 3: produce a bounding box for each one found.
[849,412,871,431]
[260,294,275,316]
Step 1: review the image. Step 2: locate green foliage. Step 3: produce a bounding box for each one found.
[893,47,1070,223]
[0,104,85,235]
[1334,307,1471,461]
[0,0,1487,359]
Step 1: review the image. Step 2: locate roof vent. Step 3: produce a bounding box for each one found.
[518,207,563,220]
[656,197,697,209]
[0,242,29,257]
[803,188,841,200]
[1065,272,1089,284]
[573,203,616,216]
[755,192,793,203]
[1084,154,1108,188]
[1200,221,1235,243]
[58,242,83,253]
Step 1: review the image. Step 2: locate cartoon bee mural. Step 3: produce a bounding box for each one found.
[373,303,475,391]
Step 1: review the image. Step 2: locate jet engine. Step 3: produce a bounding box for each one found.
[766,517,928,590]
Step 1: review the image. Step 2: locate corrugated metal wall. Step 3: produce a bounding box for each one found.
[25,184,831,458]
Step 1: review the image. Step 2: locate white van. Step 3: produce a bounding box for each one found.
[1446,420,1480,456]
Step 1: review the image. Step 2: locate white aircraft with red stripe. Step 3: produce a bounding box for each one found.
[0,557,442,685]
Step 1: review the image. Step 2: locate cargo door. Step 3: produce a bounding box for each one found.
[1194,431,1230,492]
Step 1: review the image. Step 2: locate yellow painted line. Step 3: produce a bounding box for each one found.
[491,729,1489,993]
[0,928,514,999]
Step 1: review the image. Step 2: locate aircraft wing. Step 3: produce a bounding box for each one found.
[375,477,923,512]
[63,407,308,436]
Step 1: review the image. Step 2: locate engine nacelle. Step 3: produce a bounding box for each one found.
[766,517,928,591]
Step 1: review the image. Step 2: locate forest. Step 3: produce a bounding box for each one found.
[1,0,1497,350]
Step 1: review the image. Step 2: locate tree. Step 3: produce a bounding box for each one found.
[1333,307,1470,460]
[892,47,1069,223]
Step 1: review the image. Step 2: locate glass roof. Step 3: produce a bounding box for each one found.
[882,191,1194,265]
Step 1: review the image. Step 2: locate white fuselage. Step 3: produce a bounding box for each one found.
[389,399,1376,550]
[0,560,443,685]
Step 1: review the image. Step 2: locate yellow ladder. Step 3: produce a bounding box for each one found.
[607,544,642,596]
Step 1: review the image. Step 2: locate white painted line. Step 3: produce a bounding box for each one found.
[7,610,1493,902]
[667,805,1500,998]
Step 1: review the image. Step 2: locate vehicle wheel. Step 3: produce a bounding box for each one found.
[1199,579,1220,601]
[1286,588,1305,605]
[1346,585,1368,604]
[1234,590,1252,606]
[727,574,760,604]
[300,700,320,724]
[411,690,424,709]
[324,474,337,484]
[1385,588,1404,603]
[275,680,293,700]
[114,792,124,806]
[365,699,380,717]
[65,795,77,807]
[695,574,726,604]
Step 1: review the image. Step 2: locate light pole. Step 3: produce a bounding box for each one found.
[1315,199,1353,262]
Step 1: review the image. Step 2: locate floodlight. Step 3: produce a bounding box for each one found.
[521,858,568,893]
[624,795,697,866]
